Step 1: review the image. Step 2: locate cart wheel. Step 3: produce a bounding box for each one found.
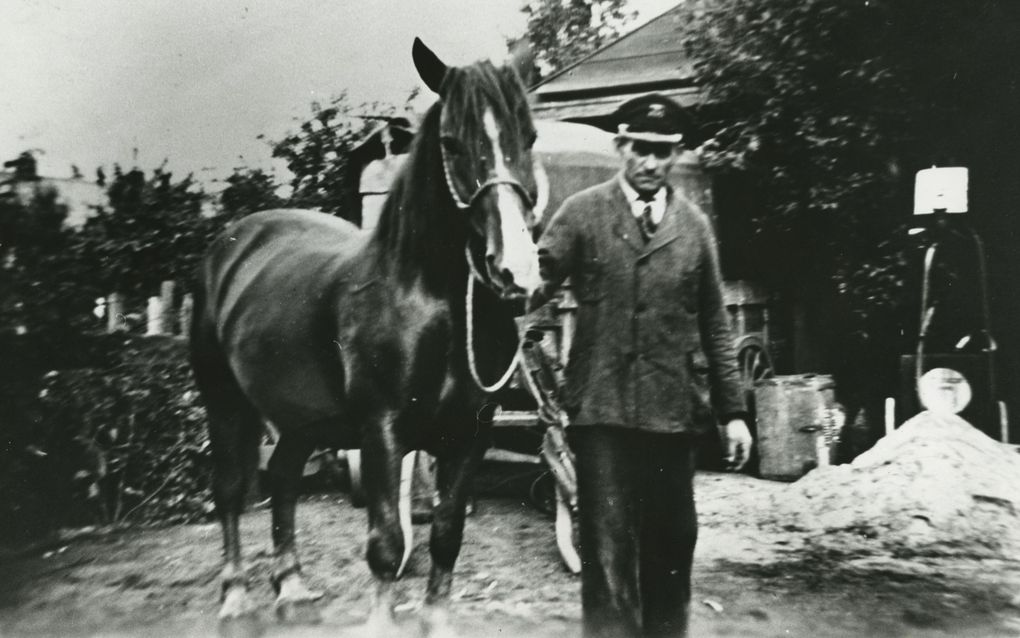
[529,471,556,516]
[346,450,366,508]
[555,490,581,575]
[737,336,773,392]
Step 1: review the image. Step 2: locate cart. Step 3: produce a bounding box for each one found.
[724,280,775,399]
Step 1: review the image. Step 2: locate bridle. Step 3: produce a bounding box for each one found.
[439,134,533,394]
[439,141,533,211]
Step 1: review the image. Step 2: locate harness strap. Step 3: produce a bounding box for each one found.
[464,272,523,393]
[440,142,532,210]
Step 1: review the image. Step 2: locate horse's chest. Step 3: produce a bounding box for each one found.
[343,292,461,409]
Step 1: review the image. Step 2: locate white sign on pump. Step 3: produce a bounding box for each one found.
[914,167,969,215]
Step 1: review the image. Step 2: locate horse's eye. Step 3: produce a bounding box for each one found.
[441,137,464,157]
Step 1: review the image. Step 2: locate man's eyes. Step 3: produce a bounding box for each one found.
[633,143,672,159]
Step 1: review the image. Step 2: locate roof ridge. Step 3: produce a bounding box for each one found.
[529,2,684,92]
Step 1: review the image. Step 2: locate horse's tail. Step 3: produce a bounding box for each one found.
[187,260,216,378]
[187,259,263,510]
[188,265,207,353]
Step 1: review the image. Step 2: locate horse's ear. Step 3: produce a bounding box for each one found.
[413,37,448,94]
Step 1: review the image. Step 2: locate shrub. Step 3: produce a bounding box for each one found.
[0,335,212,543]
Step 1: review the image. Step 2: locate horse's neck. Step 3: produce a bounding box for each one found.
[370,145,468,298]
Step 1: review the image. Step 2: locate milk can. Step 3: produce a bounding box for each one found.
[754,374,845,481]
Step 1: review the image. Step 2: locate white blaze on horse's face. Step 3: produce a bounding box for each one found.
[482,108,541,296]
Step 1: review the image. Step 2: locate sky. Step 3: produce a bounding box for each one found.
[1,0,676,187]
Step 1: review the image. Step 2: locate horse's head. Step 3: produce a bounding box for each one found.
[413,38,542,300]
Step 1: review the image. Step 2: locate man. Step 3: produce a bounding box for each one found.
[532,93,752,637]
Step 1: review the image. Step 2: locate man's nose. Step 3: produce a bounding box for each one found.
[642,155,660,170]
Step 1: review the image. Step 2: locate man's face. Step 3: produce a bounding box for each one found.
[617,139,679,197]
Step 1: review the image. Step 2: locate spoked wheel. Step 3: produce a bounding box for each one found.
[529,471,556,516]
[736,336,774,394]
[733,336,772,474]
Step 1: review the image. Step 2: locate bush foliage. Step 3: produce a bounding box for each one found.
[1,90,411,542]
[0,335,211,543]
[523,0,634,78]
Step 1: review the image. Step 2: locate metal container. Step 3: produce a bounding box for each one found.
[754,374,844,481]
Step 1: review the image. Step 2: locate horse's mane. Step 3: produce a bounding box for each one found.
[371,61,534,291]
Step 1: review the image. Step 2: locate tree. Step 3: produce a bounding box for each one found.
[681,0,1020,306]
[271,93,402,220]
[0,189,85,333]
[676,0,1020,424]
[219,167,284,221]
[523,0,634,79]
[74,165,212,298]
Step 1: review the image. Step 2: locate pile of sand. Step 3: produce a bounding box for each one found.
[771,410,1020,559]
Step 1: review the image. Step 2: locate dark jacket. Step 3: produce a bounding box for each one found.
[536,176,745,433]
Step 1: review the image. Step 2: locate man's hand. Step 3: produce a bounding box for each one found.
[718,418,753,471]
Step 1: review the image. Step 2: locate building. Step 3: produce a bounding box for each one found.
[1,153,106,228]
[531,4,699,124]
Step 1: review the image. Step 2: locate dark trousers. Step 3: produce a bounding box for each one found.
[569,426,697,638]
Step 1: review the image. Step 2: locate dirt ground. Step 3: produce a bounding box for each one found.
[2,467,1019,638]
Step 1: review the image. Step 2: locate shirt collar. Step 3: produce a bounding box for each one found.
[618,174,667,223]
[618,174,665,206]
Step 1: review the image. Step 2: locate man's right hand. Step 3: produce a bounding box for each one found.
[718,418,753,471]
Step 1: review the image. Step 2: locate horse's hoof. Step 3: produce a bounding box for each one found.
[274,574,324,623]
[219,586,257,621]
[218,588,262,638]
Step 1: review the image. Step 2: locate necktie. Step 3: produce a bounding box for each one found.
[639,202,657,242]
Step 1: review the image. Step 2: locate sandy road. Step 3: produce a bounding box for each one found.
[2,471,1018,637]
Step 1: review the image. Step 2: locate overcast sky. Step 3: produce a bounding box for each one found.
[1,0,675,186]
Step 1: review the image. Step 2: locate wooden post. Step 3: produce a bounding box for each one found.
[178,293,193,340]
[160,280,175,335]
[107,293,126,333]
[145,297,163,336]
[884,397,896,437]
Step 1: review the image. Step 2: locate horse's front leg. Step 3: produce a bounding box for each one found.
[361,414,407,634]
[267,435,323,621]
[421,436,488,637]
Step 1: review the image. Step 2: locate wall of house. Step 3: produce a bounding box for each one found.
[1,172,106,228]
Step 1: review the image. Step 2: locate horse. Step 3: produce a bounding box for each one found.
[188,38,541,634]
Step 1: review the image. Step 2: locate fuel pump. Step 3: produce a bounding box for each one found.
[887,167,1009,442]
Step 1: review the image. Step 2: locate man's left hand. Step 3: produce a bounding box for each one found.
[718,418,752,471]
